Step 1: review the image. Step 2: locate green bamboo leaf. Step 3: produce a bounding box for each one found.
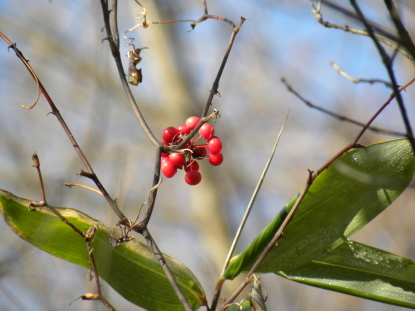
[0,189,206,311]
[278,240,415,309]
[223,138,415,279]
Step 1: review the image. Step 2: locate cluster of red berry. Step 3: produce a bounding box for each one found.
[161,116,223,185]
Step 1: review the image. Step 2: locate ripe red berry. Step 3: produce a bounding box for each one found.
[199,123,214,139]
[161,142,170,157]
[209,153,223,166]
[162,127,179,144]
[184,160,200,172]
[169,153,185,168]
[185,116,200,131]
[185,171,202,185]
[177,124,189,135]
[207,137,222,155]
[192,146,207,158]
[161,158,177,178]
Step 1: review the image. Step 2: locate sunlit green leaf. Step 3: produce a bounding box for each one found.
[223,139,415,279]
[0,190,206,311]
[279,240,415,309]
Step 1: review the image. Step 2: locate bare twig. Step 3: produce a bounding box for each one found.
[330,62,394,87]
[177,17,248,150]
[29,153,116,309]
[384,0,415,61]
[1,32,127,222]
[28,153,85,237]
[281,78,405,136]
[84,225,118,311]
[350,0,415,153]
[309,0,412,60]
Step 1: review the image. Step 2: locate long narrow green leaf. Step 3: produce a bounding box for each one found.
[0,190,206,311]
[278,240,415,309]
[223,138,415,279]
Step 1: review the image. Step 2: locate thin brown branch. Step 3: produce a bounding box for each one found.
[1,32,126,221]
[281,78,405,137]
[28,153,85,237]
[384,0,415,61]
[177,17,248,150]
[330,61,394,87]
[350,0,415,154]
[310,0,412,60]
[84,225,117,311]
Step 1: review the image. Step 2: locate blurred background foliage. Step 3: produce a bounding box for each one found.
[0,1,415,310]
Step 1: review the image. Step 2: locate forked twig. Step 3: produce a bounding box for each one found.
[177,17,248,150]
[28,154,115,310]
[330,62,393,87]
[0,32,127,222]
[350,0,415,154]
[28,153,84,237]
[309,0,411,60]
[281,78,405,137]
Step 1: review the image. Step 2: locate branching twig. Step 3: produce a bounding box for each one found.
[330,61,394,87]
[28,154,115,310]
[309,0,412,60]
[177,17,247,150]
[384,0,415,61]
[281,78,405,136]
[28,153,84,237]
[350,0,415,154]
[0,32,127,222]
[83,225,118,311]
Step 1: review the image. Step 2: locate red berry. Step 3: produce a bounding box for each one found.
[207,137,222,155]
[185,171,202,185]
[184,160,200,172]
[161,158,177,178]
[161,142,170,157]
[162,127,179,144]
[199,123,214,139]
[209,153,223,166]
[192,146,207,158]
[177,124,189,135]
[185,116,200,131]
[169,153,185,168]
